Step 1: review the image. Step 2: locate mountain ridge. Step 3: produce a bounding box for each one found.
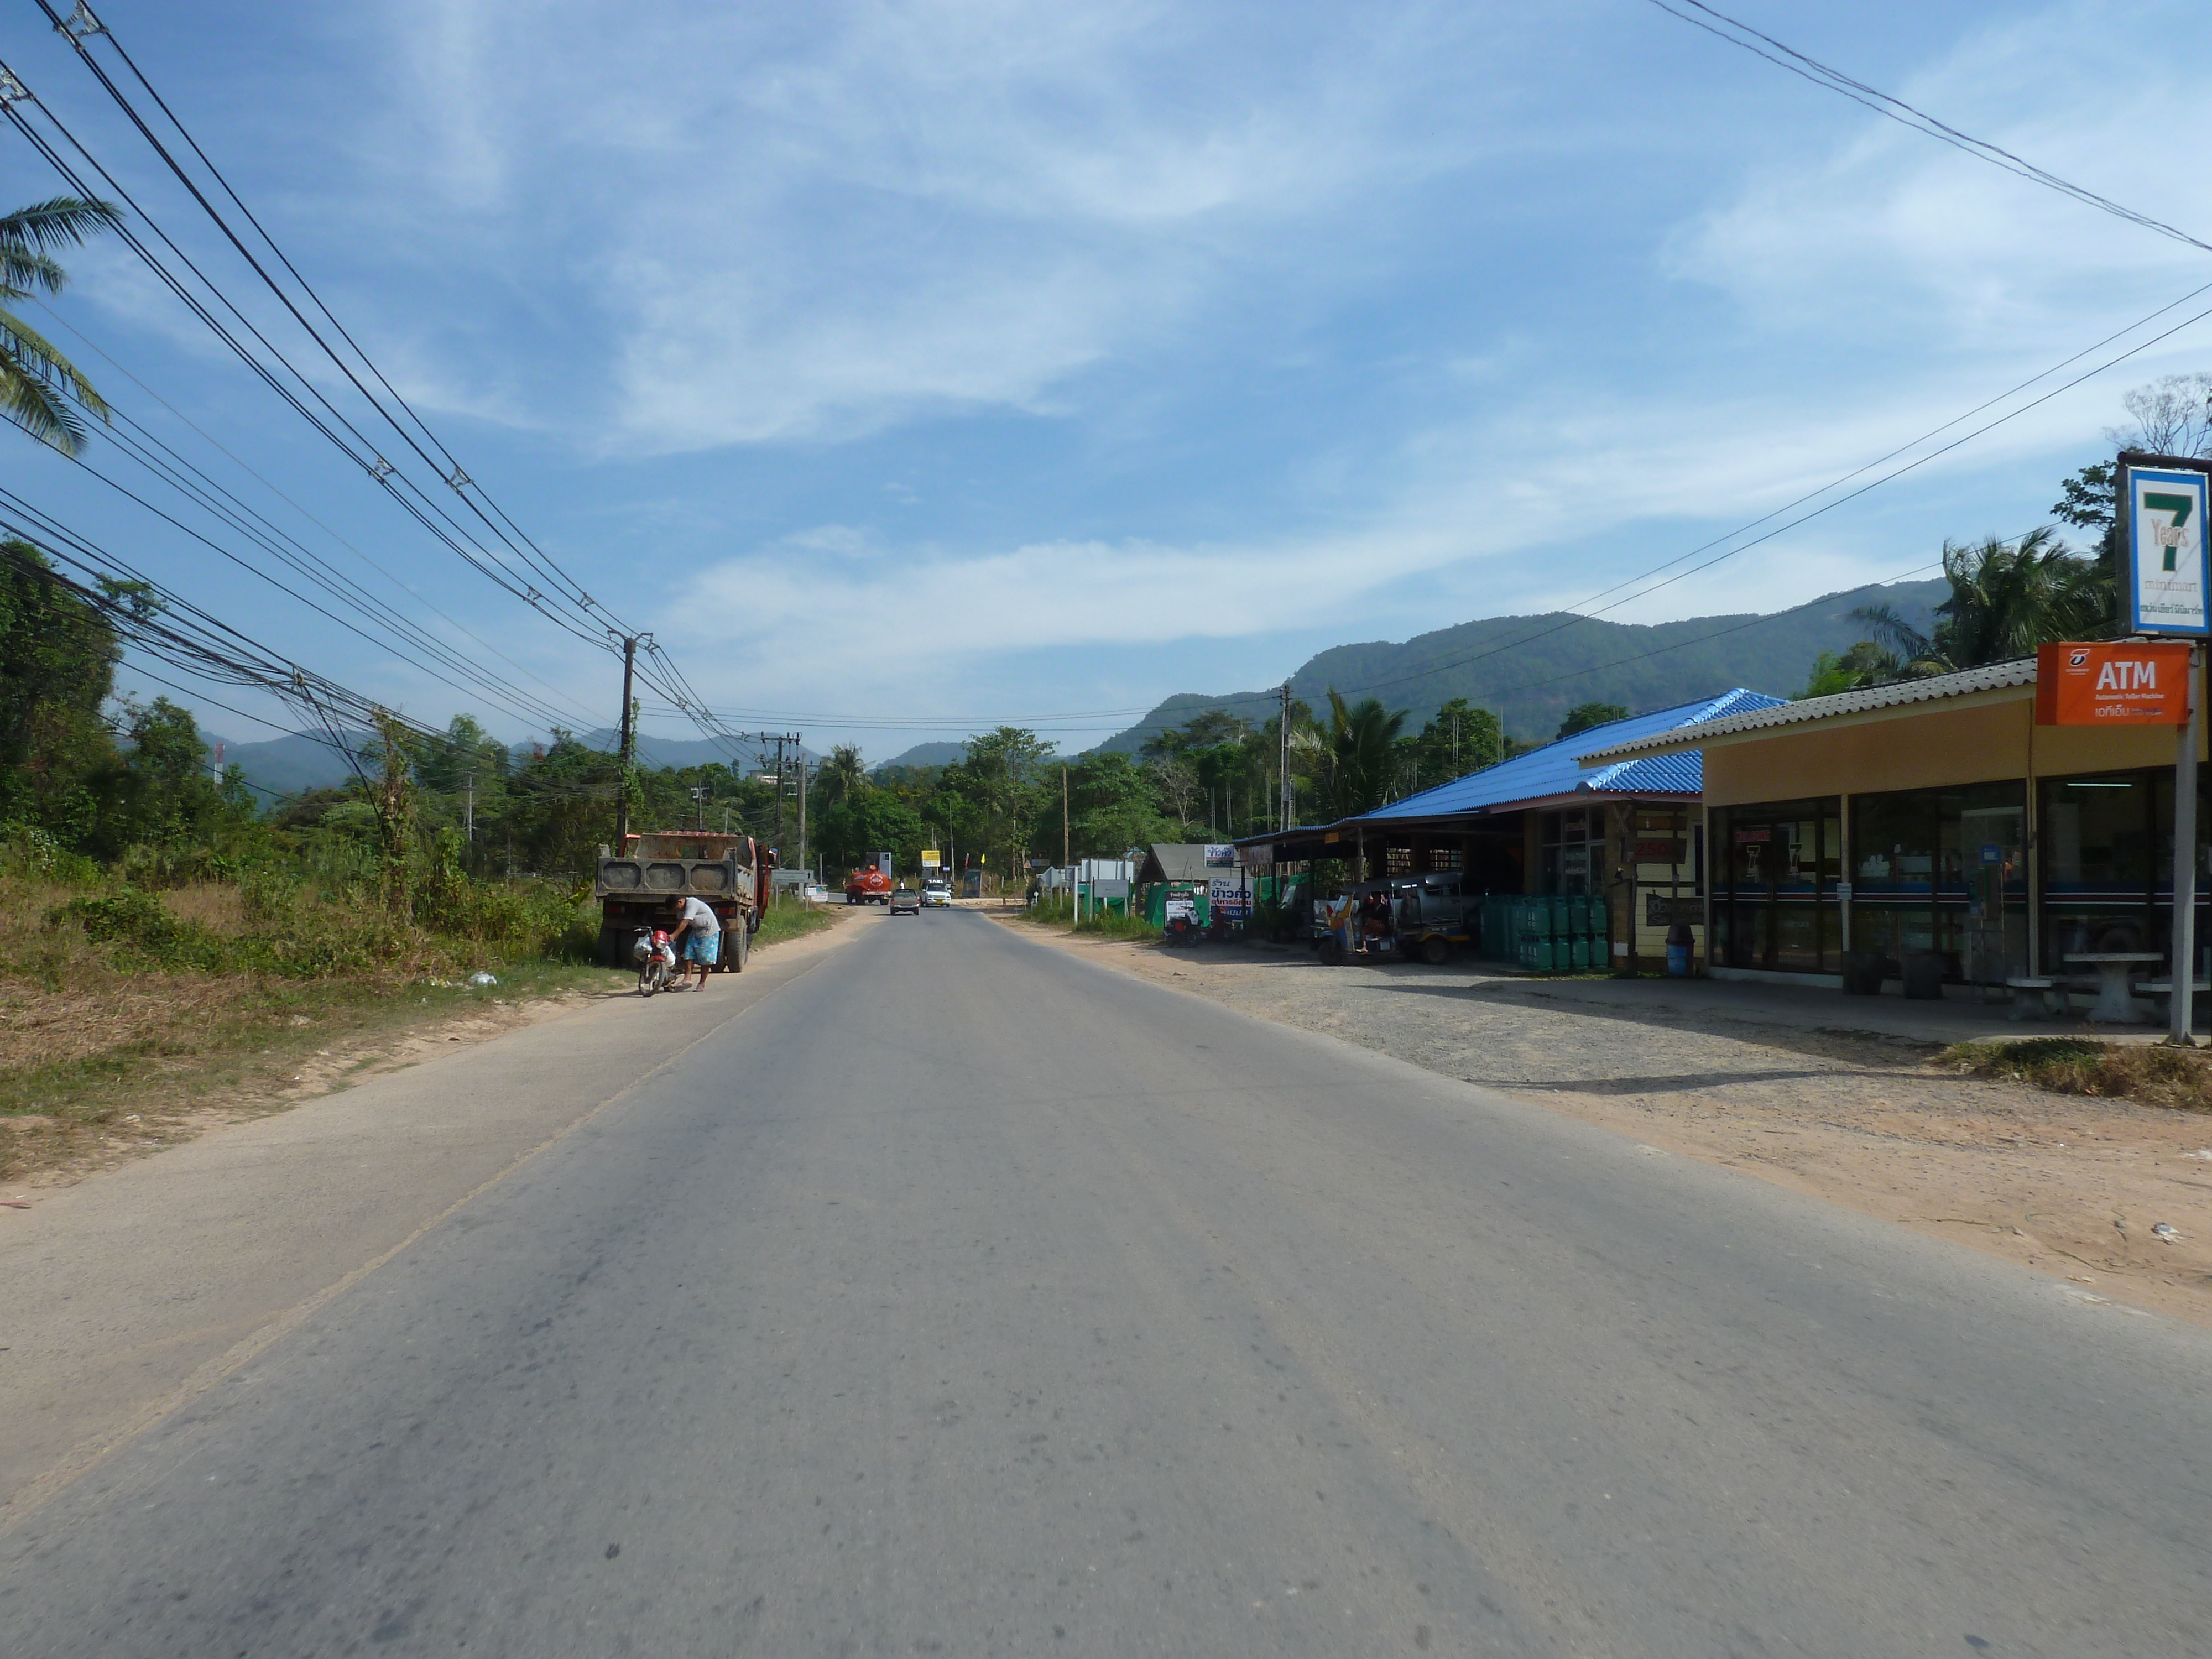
[1094,577,1948,752]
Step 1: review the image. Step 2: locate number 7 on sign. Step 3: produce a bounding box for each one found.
[2146,492,2194,570]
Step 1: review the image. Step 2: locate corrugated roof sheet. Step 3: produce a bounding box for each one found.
[1359,687,1786,822]
[1141,843,1219,881]
[1578,658,2037,762]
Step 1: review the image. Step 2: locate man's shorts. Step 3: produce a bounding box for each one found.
[684,928,721,966]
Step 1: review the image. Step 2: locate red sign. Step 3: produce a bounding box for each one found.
[2035,641,2193,726]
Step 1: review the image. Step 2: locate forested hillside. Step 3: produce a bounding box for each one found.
[1099,578,1948,753]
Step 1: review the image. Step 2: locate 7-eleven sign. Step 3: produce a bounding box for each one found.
[2125,461,2212,635]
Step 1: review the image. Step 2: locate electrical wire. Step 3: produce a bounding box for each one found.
[1645,0,2212,257]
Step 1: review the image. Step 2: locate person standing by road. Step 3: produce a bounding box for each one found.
[669,894,719,990]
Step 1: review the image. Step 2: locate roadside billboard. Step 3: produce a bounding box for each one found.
[1204,843,1237,867]
[2034,640,2193,726]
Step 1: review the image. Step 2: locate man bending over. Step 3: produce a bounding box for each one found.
[670,894,720,990]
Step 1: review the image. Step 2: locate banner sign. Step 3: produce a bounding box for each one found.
[1644,894,1703,926]
[2125,462,2212,635]
[2035,640,2193,726]
[920,848,940,869]
[1204,843,1237,867]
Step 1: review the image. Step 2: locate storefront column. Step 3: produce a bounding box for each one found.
[1838,791,1852,952]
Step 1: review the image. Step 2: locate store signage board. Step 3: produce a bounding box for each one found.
[1204,843,1237,867]
[2035,640,2193,725]
[2124,461,2212,635]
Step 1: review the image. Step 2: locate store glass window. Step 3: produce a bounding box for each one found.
[1712,799,1841,973]
[1539,808,1605,896]
[2040,770,2211,973]
[1849,782,2026,983]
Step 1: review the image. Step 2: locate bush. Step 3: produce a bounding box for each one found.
[1942,1036,2212,1112]
[50,886,228,972]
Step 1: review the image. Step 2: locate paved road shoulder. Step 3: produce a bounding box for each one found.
[0,914,865,1525]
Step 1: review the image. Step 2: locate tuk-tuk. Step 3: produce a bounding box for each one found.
[1314,872,1472,966]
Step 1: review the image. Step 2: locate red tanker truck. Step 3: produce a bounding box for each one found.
[844,850,895,905]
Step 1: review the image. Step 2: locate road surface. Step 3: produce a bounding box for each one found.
[3,909,2208,1655]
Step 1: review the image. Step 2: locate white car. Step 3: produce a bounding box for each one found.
[921,880,952,908]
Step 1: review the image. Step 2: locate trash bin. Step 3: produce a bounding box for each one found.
[1665,922,1693,978]
[1902,951,1945,1000]
[1841,948,1885,996]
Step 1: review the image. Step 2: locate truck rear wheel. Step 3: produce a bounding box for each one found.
[724,925,748,972]
[1420,935,1451,965]
[597,924,625,968]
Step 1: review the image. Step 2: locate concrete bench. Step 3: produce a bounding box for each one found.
[2136,979,2209,1022]
[2004,977,2066,1021]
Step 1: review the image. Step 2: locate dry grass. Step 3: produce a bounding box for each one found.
[0,871,611,1183]
[1940,1036,2212,1112]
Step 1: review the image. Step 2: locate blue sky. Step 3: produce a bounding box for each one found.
[8,0,2212,760]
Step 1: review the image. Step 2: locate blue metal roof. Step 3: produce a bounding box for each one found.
[1358,688,1786,822]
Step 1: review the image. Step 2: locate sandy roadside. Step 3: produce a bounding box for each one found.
[993,916,2212,1330]
[0,909,857,1201]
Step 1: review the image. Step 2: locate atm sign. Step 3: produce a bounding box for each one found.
[2035,640,2193,726]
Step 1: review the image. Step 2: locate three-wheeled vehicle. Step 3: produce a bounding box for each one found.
[1314,872,1473,966]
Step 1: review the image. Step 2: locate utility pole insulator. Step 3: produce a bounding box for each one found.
[0,66,32,108]
[57,3,105,43]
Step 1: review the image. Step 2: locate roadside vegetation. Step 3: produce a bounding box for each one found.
[1940,1036,2212,1113]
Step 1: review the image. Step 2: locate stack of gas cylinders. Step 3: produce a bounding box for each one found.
[1478,895,1609,973]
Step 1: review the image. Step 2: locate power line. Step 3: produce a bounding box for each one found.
[1645,0,2212,256]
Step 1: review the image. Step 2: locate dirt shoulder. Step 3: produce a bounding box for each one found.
[1,906,853,1197]
[994,916,2212,1331]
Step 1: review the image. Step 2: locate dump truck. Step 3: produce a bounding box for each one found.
[593,831,768,971]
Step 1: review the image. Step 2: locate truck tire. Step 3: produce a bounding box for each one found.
[1420,935,1451,966]
[727,924,748,972]
[597,924,625,968]
[1317,936,1344,966]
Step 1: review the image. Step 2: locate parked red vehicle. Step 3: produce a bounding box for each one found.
[845,854,895,905]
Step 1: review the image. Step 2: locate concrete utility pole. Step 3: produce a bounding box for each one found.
[1279,682,1293,833]
[796,737,807,879]
[773,737,786,859]
[464,773,474,844]
[614,634,640,849]
[1062,766,1071,912]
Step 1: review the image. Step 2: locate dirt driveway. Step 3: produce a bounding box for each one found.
[1001,921,2212,1329]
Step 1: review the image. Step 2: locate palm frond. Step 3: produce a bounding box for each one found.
[0,197,126,275]
[0,305,109,421]
[0,351,91,455]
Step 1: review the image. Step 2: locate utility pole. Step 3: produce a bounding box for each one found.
[1062,765,1071,914]
[464,773,474,844]
[796,737,807,879]
[2174,643,2203,1046]
[1279,682,1292,833]
[773,736,786,858]
[613,632,644,850]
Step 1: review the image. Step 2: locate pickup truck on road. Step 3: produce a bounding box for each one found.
[593,831,766,971]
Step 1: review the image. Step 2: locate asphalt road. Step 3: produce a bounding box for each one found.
[3,910,2209,1657]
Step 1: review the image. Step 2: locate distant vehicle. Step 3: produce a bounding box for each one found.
[846,865,894,905]
[889,885,921,915]
[921,879,951,908]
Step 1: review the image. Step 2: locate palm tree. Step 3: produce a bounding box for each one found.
[1851,528,2108,675]
[1294,690,1408,820]
[2,196,124,455]
[814,744,868,810]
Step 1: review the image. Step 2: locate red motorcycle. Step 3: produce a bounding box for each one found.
[632,926,677,996]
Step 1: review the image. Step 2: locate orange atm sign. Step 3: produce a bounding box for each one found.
[2035,641,2192,726]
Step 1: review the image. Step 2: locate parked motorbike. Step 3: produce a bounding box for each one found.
[632,926,677,996]
[1162,914,1201,948]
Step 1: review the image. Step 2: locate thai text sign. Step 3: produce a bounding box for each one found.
[2036,640,2193,726]
[920,848,940,869]
[2126,463,2211,635]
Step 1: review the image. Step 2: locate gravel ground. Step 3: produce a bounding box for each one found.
[999,917,2212,1329]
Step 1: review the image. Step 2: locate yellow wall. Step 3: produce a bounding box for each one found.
[1702,688,2201,807]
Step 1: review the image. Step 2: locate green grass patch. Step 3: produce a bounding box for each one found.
[1940,1036,2212,1112]
[753,895,838,948]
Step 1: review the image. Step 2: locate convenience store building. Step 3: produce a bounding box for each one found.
[1577,656,2211,986]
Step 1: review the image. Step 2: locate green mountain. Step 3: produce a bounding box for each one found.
[1097,577,1948,751]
